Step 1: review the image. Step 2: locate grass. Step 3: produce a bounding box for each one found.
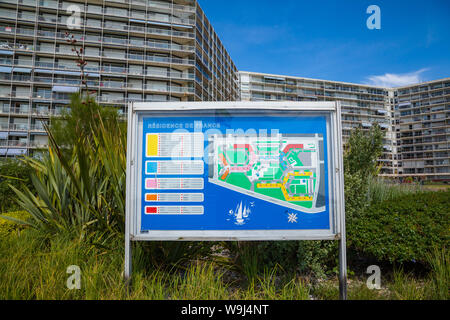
[425,247,450,300]
[388,269,427,300]
[367,177,423,203]
[0,228,448,300]
[0,229,311,300]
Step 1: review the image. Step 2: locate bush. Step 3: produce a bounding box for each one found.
[0,211,30,237]
[0,159,34,213]
[347,190,450,264]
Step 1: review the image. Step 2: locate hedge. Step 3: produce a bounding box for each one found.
[347,190,450,264]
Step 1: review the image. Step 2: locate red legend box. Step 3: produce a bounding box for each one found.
[145,206,158,214]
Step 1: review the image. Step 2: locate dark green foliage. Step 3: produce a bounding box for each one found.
[0,158,34,212]
[136,241,214,271]
[228,241,338,279]
[348,190,450,264]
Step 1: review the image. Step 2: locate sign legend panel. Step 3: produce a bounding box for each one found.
[143,130,205,218]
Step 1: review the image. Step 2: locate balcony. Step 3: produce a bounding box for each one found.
[145,55,195,66]
[97,96,125,104]
[143,84,194,94]
[30,124,46,132]
[150,0,196,13]
[1,42,34,51]
[146,27,194,39]
[100,81,126,89]
[101,65,127,74]
[33,92,52,99]
[146,70,195,80]
[0,140,28,147]
[9,107,30,115]
[9,123,29,131]
[31,108,50,116]
[29,141,48,148]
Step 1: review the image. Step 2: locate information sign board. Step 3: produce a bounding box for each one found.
[125,102,345,241]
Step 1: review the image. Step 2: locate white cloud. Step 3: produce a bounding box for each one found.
[365,68,429,88]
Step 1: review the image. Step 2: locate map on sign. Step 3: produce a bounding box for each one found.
[208,133,325,213]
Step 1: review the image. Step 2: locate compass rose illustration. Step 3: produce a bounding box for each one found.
[287,212,298,223]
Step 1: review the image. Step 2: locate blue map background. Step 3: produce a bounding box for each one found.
[140,114,330,231]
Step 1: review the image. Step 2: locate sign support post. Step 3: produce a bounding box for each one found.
[339,234,348,300]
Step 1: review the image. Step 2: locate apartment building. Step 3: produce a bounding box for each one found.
[0,0,239,156]
[395,79,450,181]
[239,71,398,177]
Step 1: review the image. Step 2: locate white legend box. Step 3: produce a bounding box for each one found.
[145,160,204,175]
[145,206,204,215]
[145,193,204,203]
[145,178,204,190]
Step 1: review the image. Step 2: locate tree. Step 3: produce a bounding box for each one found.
[343,124,384,176]
[49,93,125,151]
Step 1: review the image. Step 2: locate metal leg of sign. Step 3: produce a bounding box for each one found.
[338,234,348,300]
[124,234,132,290]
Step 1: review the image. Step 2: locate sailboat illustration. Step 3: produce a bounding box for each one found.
[230,201,251,225]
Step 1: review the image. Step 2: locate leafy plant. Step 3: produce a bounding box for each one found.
[9,96,126,241]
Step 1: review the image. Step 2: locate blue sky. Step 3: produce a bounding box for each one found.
[197,0,450,87]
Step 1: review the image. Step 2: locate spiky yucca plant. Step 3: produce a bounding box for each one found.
[3,96,126,242]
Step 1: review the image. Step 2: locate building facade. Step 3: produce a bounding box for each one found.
[395,79,450,181]
[239,71,398,178]
[0,0,239,156]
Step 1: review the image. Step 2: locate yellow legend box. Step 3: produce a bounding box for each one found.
[146,134,159,157]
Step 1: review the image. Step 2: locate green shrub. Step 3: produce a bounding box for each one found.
[0,211,30,237]
[348,190,450,264]
[0,159,34,212]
